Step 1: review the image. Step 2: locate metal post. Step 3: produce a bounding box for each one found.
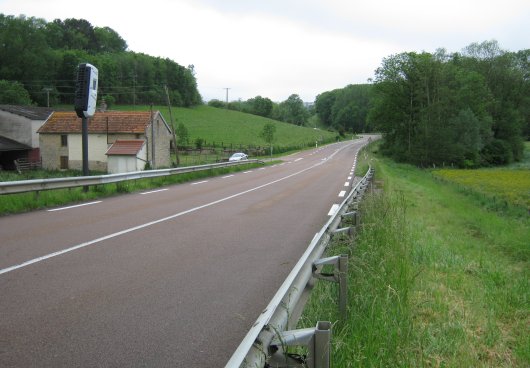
[82,116,89,192]
[310,321,331,368]
[338,254,348,320]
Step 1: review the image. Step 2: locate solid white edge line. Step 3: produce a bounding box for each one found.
[47,201,102,212]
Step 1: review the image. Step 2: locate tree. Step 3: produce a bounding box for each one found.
[0,80,32,104]
[175,122,189,147]
[276,94,309,125]
[247,95,273,117]
[260,122,276,158]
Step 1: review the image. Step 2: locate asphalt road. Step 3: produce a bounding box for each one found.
[0,137,370,367]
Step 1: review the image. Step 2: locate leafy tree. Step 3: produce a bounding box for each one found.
[260,122,276,158]
[175,122,189,147]
[0,13,201,107]
[276,94,309,125]
[208,99,225,108]
[247,95,273,117]
[0,80,32,104]
[368,42,528,167]
[94,26,127,52]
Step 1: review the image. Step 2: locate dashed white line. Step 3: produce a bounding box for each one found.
[47,201,102,212]
[328,204,340,216]
[222,175,235,179]
[243,171,253,174]
[191,180,208,185]
[338,190,346,197]
[1,142,355,276]
[347,176,352,180]
[140,189,168,195]
[344,182,350,187]
[294,158,303,162]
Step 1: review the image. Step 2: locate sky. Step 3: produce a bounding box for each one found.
[1,0,529,102]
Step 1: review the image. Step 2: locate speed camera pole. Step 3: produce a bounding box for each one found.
[74,63,99,190]
[82,117,89,176]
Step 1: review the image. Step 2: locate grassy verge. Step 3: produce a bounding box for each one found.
[0,162,264,216]
[299,146,529,367]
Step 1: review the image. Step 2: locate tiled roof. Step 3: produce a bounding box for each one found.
[38,111,161,134]
[0,105,54,120]
[106,140,145,156]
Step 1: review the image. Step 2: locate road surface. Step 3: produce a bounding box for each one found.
[0,137,370,367]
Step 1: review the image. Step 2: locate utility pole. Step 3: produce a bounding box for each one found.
[43,88,52,107]
[223,87,231,108]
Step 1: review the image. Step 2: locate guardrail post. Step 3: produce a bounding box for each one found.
[313,254,348,320]
[269,321,331,368]
[338,254,348,319]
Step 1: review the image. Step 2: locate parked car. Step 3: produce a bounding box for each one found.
[229,152,248,162]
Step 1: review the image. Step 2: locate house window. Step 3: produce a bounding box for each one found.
[61,135,68,147]
[60,156,69,170]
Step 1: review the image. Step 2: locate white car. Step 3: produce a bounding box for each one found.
[229,152,248,162]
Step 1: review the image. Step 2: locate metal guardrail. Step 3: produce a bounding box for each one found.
[0,159,264,195]
[226,166,374,368]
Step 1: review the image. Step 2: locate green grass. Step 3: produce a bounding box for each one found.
[112,104,338,149]
[299,146,529,367]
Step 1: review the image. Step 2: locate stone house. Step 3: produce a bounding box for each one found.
[0,105,53,169]
[38,110,172,172]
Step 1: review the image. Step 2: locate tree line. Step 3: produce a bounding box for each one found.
[208,94,311,126]
[0,14,201,107]
[368,41,529,167]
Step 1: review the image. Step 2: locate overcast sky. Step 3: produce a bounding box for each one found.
[1,0,529,102]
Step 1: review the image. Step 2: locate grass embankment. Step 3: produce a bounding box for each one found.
[299,144,529,367]
[0,162,263,216]
[113,104,338,150]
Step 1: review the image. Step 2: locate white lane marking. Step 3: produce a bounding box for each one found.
[338,190,346,197]
[222,175,235,179]
[294,158,303,162]
[140,189,168,195]
[243,171,252,174]
[258,167,266,170]
[1,144,354,276]
[279,163,286,166]
[344,182,350,186]
[47,201,102,212]
[328,204,340,216]
[191,180,208,185]
[348,176,352,180]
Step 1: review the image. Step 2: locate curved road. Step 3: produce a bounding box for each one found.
[0,137,370,367]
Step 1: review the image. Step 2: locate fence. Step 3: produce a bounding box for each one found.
[226,166,374,368]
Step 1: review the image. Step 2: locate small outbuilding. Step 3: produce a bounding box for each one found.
[106,139,147,174]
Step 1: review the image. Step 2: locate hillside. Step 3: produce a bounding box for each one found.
[113,105,339,149]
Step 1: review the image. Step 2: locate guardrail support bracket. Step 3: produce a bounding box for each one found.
[312,254,348,319]
[269,321,331,368]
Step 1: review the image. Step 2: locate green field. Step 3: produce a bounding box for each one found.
[299,143,529,367]
[112,104,338,149]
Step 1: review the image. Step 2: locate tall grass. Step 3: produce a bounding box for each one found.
[299,147,529,367]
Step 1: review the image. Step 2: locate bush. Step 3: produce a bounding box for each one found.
[482,139,513,165]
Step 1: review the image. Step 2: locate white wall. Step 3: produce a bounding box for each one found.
[68,134,109,162]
